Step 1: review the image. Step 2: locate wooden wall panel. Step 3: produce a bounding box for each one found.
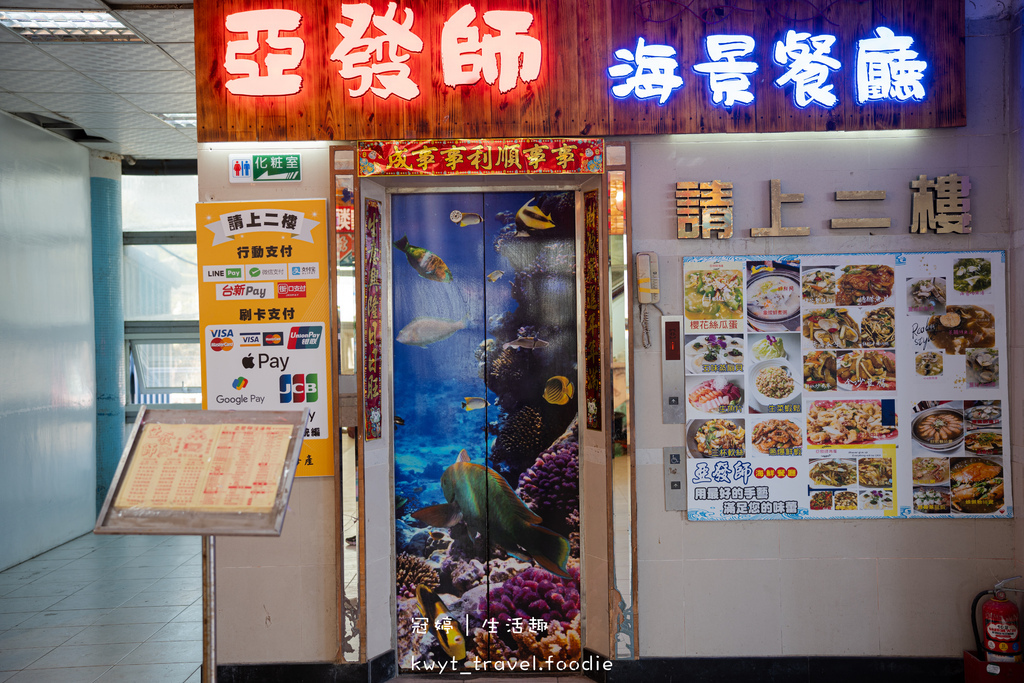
[195,0,965,143]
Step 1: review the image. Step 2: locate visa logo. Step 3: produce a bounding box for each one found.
[211,329,234,337]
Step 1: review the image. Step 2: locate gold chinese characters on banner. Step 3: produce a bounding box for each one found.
[677,181,734,239]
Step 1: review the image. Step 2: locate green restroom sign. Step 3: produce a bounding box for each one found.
[253,154,301,182]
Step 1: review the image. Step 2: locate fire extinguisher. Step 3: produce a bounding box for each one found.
[972,576,1023,662]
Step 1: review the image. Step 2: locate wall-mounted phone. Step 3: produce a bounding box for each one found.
[635,252,661,348]
[635,251,660,304]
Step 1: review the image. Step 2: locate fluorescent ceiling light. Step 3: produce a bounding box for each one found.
[156,113,197,129]
[0,11,140,42]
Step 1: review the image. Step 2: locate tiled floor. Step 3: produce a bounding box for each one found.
[0,533,201,683]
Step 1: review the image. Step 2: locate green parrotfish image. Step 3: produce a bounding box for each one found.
[393,235,452,282]
[411,450,570,578]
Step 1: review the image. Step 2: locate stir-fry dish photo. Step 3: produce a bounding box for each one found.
[912,457,950,485]
[803,309,859,349]
[806,400,897,445]
[859,307,895,348]
[834,491,859,510]
[690,419,746,457]
[950,457,1003,513]
[751,419,802,454]
[907,277,947,312]
[837,350,895,390]
[926,305,996,354]
[753,364,796,400]
[835,265,895,306]
[809,459,857,486]
[858,458,893,487]
[915,351,943,377]
[809,490,833,510]
[684,269,744,320]
[965,432,1002,456]
[802,268,836,304]
[803,351,837,391]
[953,258,991,293]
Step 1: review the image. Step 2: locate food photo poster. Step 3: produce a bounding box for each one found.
[674,252,1009,521]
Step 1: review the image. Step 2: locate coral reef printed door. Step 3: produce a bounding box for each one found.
[394,192,582,672]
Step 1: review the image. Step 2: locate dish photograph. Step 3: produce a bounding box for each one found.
[907,277,946,314]
[858,457,893,488]
[687,377,743,414]
[687,419,746,458]
[835,264,895,306]
[802,268,836,304]
[859,307,895,348]
[965,348,998,387]
[750,335,787,362]
[803,308,860,349]
[950,457,1004,514]
[685,334,745,374]
[684,269,743,320]
[806,400,897,446]
[746,266,800,331]
[911,409,964,451]
[912,457,950,485]
[915,351,943,377]
[965,431,1002,456]
[809,490,833,510]
[751,360,800,406]
[914,486,951,514]
[926,305,996,354]
[965,401,1001,428]
[953,258,991,293]
[750,419,802,454]
[803,351,837,392]
[808,458,857,487]
[859,489,894,511]
[834,491,858,511]
[837,350,895,391]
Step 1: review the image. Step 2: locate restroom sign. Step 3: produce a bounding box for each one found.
[229,153,302,183]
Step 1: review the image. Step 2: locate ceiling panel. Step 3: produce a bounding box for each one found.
[84,127,191,144]
[121,92,195,113]
[0,92,50,112]
[40,43,180,71]
[0,44,69,70]
[1,0,106,8]
[0,69,109,93]
[83,69,194,94]
[61,110,170,130]
[0,26,23,42]
[118,9,194,43]
[159,43,194,72]
[23,91,139,112]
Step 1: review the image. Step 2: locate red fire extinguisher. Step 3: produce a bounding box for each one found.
[972,576,1023,662]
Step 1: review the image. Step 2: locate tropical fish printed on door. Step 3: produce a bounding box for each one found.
[392,192,581,672]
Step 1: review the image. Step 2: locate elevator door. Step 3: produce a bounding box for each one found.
[392,191,581,671]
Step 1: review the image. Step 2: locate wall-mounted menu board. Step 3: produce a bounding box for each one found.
[671,251,1010,521]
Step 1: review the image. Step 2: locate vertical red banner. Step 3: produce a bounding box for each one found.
[363,199,383,440]
[583,190,602,431]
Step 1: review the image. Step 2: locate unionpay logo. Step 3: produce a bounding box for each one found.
[232,377,249,390]
[287,325,322,349]
[279,373,318,403]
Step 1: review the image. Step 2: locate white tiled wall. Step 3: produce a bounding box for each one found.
[632,28,1020,657]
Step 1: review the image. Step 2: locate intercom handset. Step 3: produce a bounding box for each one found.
[635,251,660,304]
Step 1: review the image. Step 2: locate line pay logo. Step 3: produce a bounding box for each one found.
[279,373,317,404]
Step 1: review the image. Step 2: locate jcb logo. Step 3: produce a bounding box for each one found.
[279,373,318,404]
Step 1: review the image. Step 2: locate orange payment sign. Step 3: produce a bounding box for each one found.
[196,199,334,477]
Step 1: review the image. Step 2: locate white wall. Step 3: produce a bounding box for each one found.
[0,111,96,570]
[630,28,1018,657]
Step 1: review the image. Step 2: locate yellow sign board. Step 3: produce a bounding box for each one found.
[196,199,334,476]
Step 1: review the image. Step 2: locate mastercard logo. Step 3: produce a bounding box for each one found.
[211,337,234,351]
[263,333,283,346]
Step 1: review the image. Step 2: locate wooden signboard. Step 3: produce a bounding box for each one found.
[195,0,965,142]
